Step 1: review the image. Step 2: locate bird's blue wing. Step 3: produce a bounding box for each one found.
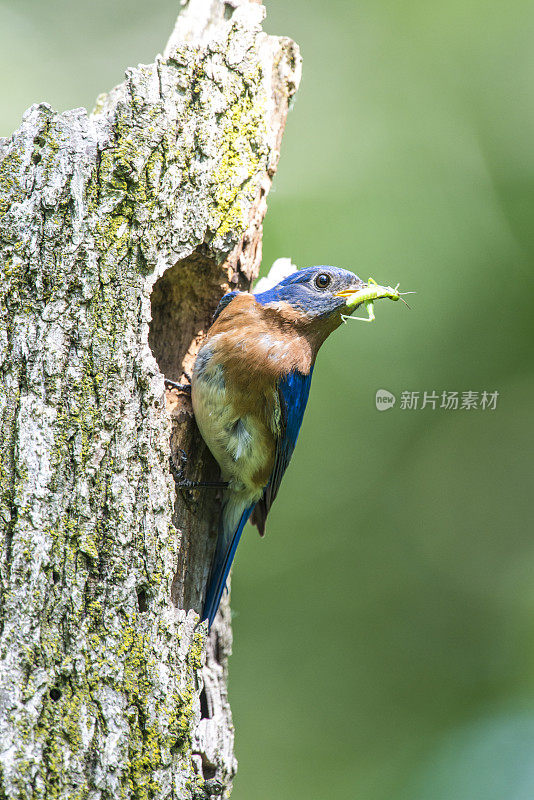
[251,368,314,535]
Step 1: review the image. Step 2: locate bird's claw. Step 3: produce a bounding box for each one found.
[170,448,229,491]
[165,378,191,394]
[170,448,195,488]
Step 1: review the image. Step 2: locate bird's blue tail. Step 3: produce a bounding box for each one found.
[202,498,255,628]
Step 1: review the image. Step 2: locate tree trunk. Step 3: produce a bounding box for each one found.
[0,1,300,796]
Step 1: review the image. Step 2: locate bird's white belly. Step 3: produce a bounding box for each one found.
[191,363,272,497]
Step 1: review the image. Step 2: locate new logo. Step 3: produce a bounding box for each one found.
[375,389,396,411]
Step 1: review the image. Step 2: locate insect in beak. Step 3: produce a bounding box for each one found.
[336,277,416,323]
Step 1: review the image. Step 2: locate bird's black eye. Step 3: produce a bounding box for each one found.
[314,273,331,290]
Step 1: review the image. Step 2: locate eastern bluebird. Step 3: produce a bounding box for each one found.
[186,266,403,627]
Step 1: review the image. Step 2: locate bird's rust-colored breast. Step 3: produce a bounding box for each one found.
[205,293,318,387]
[201,292,331,435]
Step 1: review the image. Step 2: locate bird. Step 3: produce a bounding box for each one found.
[185,266,405,627]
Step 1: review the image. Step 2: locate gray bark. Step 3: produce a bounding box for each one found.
[0,0,300,797]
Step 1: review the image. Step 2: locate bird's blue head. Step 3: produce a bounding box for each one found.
[254,266,386,322]
[212,266,404,330]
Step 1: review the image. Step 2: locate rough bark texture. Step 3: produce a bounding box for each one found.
[0,1,300,797]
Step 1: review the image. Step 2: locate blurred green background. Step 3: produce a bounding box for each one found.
[2,1,534,798]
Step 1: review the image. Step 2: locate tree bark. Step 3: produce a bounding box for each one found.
[0,1,300,797]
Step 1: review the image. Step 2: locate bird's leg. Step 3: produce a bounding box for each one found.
[165,377,191,394]
[170,448,229,490]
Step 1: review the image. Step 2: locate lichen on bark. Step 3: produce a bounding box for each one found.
[0,1,300,797]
